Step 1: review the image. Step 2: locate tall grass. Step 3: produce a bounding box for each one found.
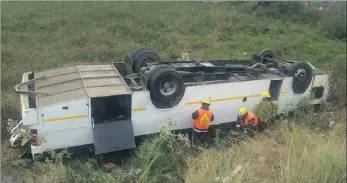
[185,122,346,183]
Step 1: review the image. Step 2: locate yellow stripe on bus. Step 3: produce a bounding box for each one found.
[312,85,322,88]
[133,108,146,112]
[43,115,88,122]
[186,92,290,105]
[186,94,261,105]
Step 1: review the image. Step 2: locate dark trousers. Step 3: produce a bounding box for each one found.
[258,122,267,131]
[191,129,208,147]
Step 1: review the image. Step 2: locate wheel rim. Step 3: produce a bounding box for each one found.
[159,77,178,96]
[294,68,307,83]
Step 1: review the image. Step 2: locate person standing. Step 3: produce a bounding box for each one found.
[191,99,214,147]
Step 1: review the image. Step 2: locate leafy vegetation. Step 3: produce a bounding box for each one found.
[1,1,346,183]
[319,2,347,41]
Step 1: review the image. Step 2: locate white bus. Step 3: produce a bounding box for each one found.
[9,48,329,159]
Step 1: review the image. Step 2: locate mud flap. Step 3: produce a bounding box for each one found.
[92,119,136,154]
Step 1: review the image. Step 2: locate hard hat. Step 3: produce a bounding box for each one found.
[238,107,248,116]
[201,99,210,104]
[262,92,271,98]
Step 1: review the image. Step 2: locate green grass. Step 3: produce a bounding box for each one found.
[1,1,346,183]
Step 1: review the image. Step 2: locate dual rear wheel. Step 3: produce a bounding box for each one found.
[129,48,185,105]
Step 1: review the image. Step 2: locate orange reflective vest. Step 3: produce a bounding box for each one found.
[193,109,213,131]
[240,112,259,127]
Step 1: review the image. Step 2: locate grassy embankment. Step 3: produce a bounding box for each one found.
[1,2,346,183]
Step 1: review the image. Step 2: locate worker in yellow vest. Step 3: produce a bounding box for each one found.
[191,99,214,147]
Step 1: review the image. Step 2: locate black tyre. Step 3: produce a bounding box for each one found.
[250,49,277,66]
[259,49,277,58]
[258,49,281,70]
[148,66,185,103]
[129,48,152,59]
[132,49,161,73]
[146,64,174,87]
[287,61,313,94]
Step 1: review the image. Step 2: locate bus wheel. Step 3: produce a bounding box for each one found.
[259,49,277,59]
[258,49,279,68]
[131,48,161,73]
[146,64,175,87]
[251,49,277,66]
[129,48,152,59]
[287,61,313,94]
[148,66,185,103]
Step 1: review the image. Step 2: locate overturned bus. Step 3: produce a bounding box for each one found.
[9,48,329,159]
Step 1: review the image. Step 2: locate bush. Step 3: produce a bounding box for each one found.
[131,123,190,183]
[252,100,278,122]
[252,2,321,24]
[327,60,347,106]
[319,2,347,41]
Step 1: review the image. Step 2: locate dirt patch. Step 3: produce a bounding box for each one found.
[206,29,222,42]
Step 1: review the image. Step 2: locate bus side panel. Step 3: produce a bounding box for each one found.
[183,79,271,125]
[41,98,91,133]
[312,74,328,88]
[277,78,293,114]
[131,91,189,136]
[277,77,314,114]
[34,98,93,153]
[131,79,271,136]
[311,74,330,104]
[321,74,330,101]
[39,127,94,152]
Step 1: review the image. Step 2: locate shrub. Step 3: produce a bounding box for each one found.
[327,60,347,106]
[252,1,321,24]
[252,100,278,123]
[131,123,190,183]
[319,2,347,41]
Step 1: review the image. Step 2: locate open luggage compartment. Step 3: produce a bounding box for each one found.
[91,94,135,154]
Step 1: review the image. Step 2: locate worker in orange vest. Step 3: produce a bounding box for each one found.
[191,99,214,147]
[236,107,260,133]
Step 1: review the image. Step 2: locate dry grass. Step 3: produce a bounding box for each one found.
[185,120,346,183]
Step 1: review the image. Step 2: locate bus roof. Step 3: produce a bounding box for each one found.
[34,64,131,107]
